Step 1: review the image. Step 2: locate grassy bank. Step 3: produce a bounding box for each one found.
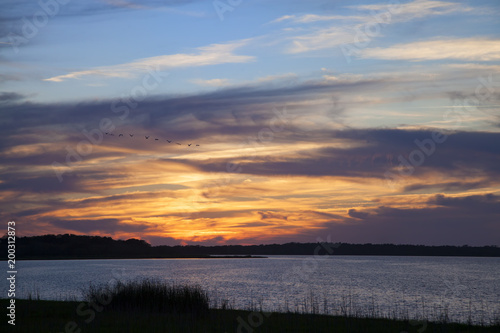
[3,280,499,332]
[4,299,500,333]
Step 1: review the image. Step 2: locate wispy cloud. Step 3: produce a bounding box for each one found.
[269,14,364,24]
[283,0,473,54]
[361,38,500,61]
[190,72,298,89]
[191,78,232,87]
[287,26,354,54]
[45,41,254,82]
[257,73,297,83]
[348,0,471,19]
[101,0,144,9]
[272,0,467,25]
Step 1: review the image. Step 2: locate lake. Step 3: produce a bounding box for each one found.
[8,255,500,324]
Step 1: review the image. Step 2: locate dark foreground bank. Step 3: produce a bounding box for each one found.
[4,280,499,332]
[3,299,500,333]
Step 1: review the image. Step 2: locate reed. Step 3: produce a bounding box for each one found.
[82,278,209,315]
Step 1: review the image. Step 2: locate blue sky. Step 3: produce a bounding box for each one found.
[3,0,499,106]
[1,0,500,245]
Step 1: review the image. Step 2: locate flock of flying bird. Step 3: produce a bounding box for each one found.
[104,132,200,147]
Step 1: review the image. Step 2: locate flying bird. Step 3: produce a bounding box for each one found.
[103,131,201,147]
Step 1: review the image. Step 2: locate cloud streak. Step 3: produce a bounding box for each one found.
[44,41,255,82]
[361,38,500,61]
[282,0,472,54]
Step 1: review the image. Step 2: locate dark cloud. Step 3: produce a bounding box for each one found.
[0,173,84,193]
[182,129,500,184]
[347,209,370,220]
[0,149,125,167]
[258,211,288,220]
[49,218,152,234]
[15,207,54,218]
[403,180,491,192]
[318,194,500,246]
[0,92,25,103]
[0,77,383,139]
[429,193,500,213]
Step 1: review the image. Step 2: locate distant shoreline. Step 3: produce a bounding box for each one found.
[3,253,500,261]
[2,234,500,260]
[0,254,269,261]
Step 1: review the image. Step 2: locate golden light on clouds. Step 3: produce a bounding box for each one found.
[1,0,499,246]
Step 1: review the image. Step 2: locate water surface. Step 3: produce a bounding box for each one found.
[8,255,500,324]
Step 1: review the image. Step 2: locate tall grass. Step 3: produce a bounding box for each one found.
[243,290,499,327]
[83,279,209,315]
[75,279,500,327]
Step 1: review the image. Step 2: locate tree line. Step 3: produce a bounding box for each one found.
[2,234,499,259]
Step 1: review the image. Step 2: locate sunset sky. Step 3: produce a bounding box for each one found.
[1,0,499,246]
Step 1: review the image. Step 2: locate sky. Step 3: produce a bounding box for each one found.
[1,0,499,246]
